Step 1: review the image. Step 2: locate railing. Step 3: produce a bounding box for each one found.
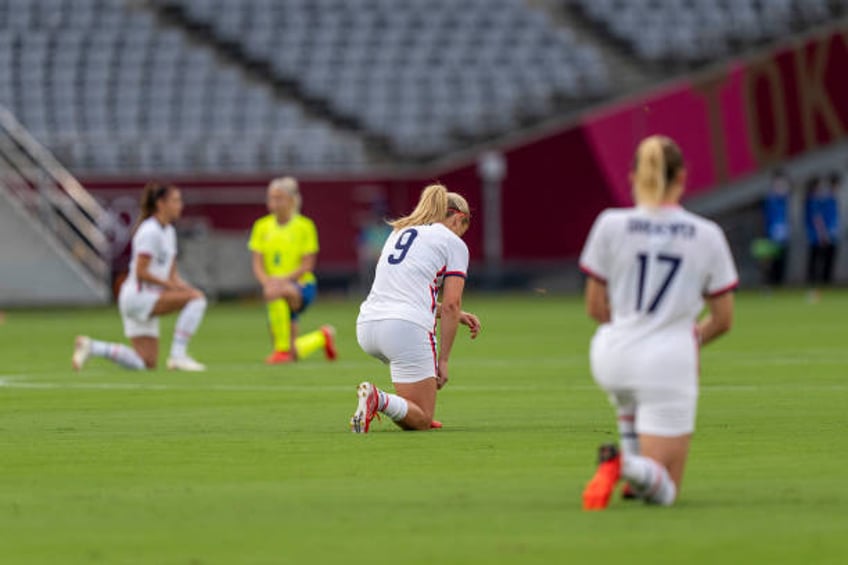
[0,105,109,283]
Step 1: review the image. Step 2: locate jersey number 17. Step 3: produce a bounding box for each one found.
[636,253,682,313]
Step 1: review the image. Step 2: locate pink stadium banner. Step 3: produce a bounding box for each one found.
[583,26,848,206]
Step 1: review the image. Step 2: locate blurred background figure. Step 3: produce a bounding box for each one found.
[72,183,208,372]
[758,169,792,288]
[804,174,841,303]
[356,189,392,295]
[248,177,336,364]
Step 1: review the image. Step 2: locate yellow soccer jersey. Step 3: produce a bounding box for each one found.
[248,214,319,284]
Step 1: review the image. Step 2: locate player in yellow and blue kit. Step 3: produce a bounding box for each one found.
[248,177,336,364]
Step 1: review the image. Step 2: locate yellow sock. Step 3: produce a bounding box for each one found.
[267,299,291,352]
[295,329,326,360]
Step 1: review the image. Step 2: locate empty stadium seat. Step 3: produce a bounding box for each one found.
[160,0,611,159]
[0,0,367,174]
[572,0,847,65]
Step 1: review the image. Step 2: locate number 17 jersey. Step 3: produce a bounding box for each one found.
[358,223,469,331]
[579,205,738,342]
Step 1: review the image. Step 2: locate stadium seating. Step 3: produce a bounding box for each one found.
[570,0,848,64]
[7,0,840,174]
[0,0,367,174]
[162,0,611,159]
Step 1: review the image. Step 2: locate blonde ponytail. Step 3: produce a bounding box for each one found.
[633,137,667,206]
[632,135,685,207]
[389,183,450,230]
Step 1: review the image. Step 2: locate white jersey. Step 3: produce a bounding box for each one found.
[579,205,738,346]
[122,216,177,294]
[358,223,469,331]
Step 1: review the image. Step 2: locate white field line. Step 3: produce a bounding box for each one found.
[1,375,846,393]
[207,358,588,371]
[0,377,348,393]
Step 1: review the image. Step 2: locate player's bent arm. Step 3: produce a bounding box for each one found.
[436,301,480,337]
[136,254,175,289]
[286,253,317,282]
[584,277,611,324]
[697,291,734,346]
[168,262,194,291]
[438,277,463,361]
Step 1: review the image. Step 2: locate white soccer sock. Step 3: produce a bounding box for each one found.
[617,405,640,457]
[377,390,409,421]
[621,454,677,506]
[90,340,146,370]
[170,297,207,359]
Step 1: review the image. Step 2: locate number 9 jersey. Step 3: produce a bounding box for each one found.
[358,223,469,331]
[580,206,738,343]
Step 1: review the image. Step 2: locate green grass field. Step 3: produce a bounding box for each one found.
[1,290,847,564]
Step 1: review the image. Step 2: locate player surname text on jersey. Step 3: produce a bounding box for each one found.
[627,219,696,238]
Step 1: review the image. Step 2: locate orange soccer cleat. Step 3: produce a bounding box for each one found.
[320,325,337,361]
[265,350,295,365]
[582,443,622,511]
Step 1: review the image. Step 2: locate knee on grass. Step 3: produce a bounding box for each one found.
[399,408,435,431]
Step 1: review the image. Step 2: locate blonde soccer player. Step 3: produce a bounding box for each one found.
[351,183,482,433]
[580,135,738,509]
[72,182,207,372]
[249,177,336,364]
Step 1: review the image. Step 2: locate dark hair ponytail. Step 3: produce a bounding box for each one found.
[133,182,172,232]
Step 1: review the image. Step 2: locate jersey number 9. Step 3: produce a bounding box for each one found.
[388,228,419,265]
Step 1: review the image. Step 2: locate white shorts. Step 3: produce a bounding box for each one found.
[605,388,697,437]
[356,319,437,383]
[118,284,160,338]
[591,329,699,436]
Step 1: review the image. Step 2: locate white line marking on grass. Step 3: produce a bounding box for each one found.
[2,377,847,394]
[0,378,351,393]
[209,358,583,372]
[0,379,554,393]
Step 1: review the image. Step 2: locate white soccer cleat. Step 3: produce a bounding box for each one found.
[72,335,91,371]
[350,381,380,433]
[166,356,207,372]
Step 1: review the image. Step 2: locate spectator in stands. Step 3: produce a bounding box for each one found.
[248,177,336,364]
[760,169,792,286]
[351,183,481,433]
[579,135,737,510]
[72,183,207,372]
[805,173,841,302]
